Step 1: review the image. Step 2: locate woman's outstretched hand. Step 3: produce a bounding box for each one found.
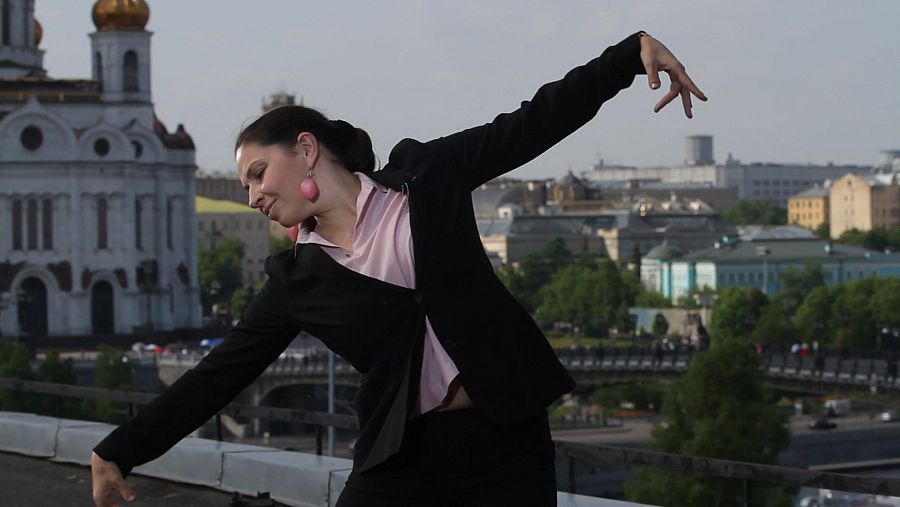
[639,33,707,118]
[91,451,136,507]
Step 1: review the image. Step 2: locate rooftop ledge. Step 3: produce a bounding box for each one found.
[0,411,657,507]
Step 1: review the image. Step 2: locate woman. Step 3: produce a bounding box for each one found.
[91,31,705,507]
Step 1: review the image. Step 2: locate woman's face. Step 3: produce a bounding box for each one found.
[236,142,311,227]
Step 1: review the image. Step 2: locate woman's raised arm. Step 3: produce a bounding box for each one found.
[420,32,706,191]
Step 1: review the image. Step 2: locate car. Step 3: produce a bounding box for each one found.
[880,409,899,422]
[808,417,837,430]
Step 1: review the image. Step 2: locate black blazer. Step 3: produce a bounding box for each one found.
[94,32,646,475]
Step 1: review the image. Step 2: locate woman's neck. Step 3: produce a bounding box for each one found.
[312,166,361,250]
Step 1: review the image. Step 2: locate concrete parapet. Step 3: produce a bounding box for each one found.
[0,411,657,507]
[0,412,59,457]
[222,450,351,507]
[53,419,115,465]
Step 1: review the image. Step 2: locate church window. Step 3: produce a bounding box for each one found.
[42,199,52,250]
[135,199,143,249]
[94,51,103,88]
[166,199,173,249]
[27,199,38,250]
[1,0,10,46]
[12,199,22,250]
[123,50,138,92]
[132,140,143,159]
[94,138,110,157]
[20,126,43,151]
[97,197,108,249]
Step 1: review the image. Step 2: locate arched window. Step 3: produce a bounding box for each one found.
[91,281,115,335]
[166,198,173,249]
[18,277,48,336]
[27,199,38,250]
[123,50,138,92]
[135,198,143,249]
[1,0,10,46]
[42,199,53,250]
[94,51,103,89]
[97,197,108,249]
[12,199,22,250]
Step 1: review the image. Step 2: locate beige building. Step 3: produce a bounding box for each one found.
[196,171,293,242]
[829,173,900,239]
[196,196,270,287]
[788,184,829,232]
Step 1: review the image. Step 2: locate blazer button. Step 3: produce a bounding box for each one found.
[412,291,424,303]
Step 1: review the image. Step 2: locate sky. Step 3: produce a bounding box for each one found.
[33,1,900,179]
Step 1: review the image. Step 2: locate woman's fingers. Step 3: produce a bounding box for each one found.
[116,480,136,504]
[671,66,708,102]
[652,68,707,118]
[643,60,661,90]
[654,81,681,113]
[641,35,707,117]
[680,85,693,119]
[91,452,135,506]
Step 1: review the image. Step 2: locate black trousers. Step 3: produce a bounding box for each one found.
[335,408,557,507]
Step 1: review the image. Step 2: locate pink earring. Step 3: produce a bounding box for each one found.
[299,169,319,201]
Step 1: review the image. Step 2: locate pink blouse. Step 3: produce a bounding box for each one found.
[296,172,461,414]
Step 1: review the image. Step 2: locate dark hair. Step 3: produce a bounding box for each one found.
[235,106,375,172]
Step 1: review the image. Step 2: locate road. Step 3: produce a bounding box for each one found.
[551,413,899,446]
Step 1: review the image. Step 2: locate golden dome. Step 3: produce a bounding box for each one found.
[34,19,42,46]
[92,0,150,31]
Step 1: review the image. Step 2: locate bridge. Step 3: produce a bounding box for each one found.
[151,346,900,396]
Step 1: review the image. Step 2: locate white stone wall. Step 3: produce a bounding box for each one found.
[0,1,202,338]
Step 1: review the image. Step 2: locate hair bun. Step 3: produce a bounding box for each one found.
[332,119,356,143]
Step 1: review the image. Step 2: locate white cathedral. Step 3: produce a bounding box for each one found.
[0,0,202,338]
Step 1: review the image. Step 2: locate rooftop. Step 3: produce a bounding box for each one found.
[196,196,255,214]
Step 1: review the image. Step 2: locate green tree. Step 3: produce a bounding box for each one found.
[795,286,838,346]
[814,222,830,240]
[230,284,260,321]
[270,234,294,253]
[497,238,572,312]
[34,350,81,418]
[773,263,825,315]
[837,228,866,246]
[0,341,33,412]
[751,305,795,346]
[709,287,768,345]
[635,290,672,308]
[89,346,133,424]
[652,313,669,337]
[723,198,787,226]
[832,279,878,349]
[198,239,245,314]
[535,258,627,335]
[625,341,791,506]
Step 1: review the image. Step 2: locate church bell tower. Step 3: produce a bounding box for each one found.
[90,0,152,103]
[0,0,45,78]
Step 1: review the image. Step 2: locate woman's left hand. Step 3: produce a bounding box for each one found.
[638,33,708,118]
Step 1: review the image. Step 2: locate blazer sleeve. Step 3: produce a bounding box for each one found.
[423,31,646,191]
[92,277,302,477]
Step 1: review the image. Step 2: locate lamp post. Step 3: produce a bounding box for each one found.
[756,246,771,295]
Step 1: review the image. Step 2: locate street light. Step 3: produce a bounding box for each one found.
[756,246,771,295]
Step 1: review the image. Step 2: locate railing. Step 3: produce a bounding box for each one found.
[3,378,900,506]
[556,346,900,391]
[150,346,900,391]
[0,378,357,455]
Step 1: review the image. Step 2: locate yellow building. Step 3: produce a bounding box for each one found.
[196,196,270,287]
[829,173,900,239]
[788,184,829,232]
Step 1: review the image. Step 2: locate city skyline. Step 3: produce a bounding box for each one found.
[34,1,900,179]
